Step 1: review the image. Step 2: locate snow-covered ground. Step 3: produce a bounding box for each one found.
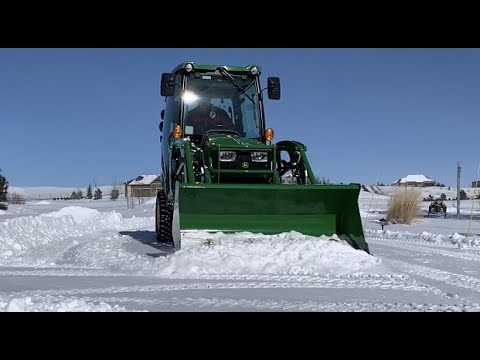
[1,188,480,312]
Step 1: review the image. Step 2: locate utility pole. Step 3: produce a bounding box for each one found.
[457,162,461,220]
[125,180,129,209]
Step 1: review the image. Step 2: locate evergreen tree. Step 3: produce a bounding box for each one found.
[460,189,468,200]
[110,189,119,201]
[76,190,83,199]
[94,188,102,200]
[314,176,330,185]
[0,169,8,210]
[70,191,76,199]
[86,185,93,199]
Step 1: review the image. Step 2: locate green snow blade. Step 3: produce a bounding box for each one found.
[178,183,369,252]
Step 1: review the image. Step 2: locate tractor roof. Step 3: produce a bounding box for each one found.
[172,61,262,74]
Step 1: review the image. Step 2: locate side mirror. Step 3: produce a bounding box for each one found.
[160,109,165,120]
[160,73,175,97]
[159,121,164,132]
[267,77,281,100]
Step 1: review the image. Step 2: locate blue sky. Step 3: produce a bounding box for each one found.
[1,48,479,187]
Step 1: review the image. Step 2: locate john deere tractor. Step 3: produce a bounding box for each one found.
[156,61,369,253]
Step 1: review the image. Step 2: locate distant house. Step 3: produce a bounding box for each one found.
[472,180,480,188]
[126,175,161,198]
[391,174,437,187]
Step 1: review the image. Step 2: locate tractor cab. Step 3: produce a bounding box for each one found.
[159,62,280,146]
[182,69,260,146]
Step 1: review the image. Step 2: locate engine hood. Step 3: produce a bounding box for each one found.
[202,133,272,150]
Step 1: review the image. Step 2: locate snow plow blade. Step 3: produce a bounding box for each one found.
[178,183,369,253]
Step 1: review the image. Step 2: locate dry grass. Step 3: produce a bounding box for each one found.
[387,189,422,224]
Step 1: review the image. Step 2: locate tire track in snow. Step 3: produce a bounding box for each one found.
[0,268,128,277]
[368,239,480,304]
[368,236,480,263]
[0,273,444,300]
[385,258,480,294]
[16,294,480,312]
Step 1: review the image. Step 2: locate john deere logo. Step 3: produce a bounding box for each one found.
[242,162,249,169]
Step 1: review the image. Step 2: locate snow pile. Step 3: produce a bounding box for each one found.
[0,210,6,216]
[43,206,102,223]
[0,206,151,264]
[0,205,380,275]
[366,229,480,247]
[0,214,78,258]
[0,296,126,312]
[0,201,383,275]
[450,233,480,248]
[366,229,450,243]
[151,231,380,276]
[31,201,51,205]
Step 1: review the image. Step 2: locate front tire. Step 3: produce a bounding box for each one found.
[155,192,162,240]
[155,188,173,245]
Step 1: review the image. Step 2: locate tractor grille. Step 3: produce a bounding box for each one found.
[211,150,272,171]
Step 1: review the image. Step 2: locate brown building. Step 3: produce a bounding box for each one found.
[391,174,437,187]
[126,175,161,198]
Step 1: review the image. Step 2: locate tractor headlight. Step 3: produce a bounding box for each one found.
[251,151,268,162]
[219,151,237,162]
[250,66,259,75]
[185,63,194,73]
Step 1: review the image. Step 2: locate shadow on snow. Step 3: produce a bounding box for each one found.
[119,230,175,258]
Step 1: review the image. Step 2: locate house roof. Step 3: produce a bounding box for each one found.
[128,175,160,186]
[392,174,435,184]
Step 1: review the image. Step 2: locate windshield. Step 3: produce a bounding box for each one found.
[182,73,261,139]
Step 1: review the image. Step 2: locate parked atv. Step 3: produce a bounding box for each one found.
[428,199,447,218]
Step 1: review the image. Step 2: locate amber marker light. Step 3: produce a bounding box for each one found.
[173,125,183,139]
[265,128,274,142]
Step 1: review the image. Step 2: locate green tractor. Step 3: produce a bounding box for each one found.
[156,61,369,253]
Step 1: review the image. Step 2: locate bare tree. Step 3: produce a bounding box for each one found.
[8,192,26,204]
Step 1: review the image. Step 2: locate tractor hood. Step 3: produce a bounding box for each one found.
[200,132,276,184]
[202,133,272,150]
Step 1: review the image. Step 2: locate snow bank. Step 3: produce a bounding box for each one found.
[367,229,451,243]
[450,233,480,248]
[144,198,156,205]
[151,231,380,276]
[366,229,480,248]
[31,201,51,205]
[0,206,150,263]
[1,204,382,275]
[0,296,126,312]
[43,206,101,223]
